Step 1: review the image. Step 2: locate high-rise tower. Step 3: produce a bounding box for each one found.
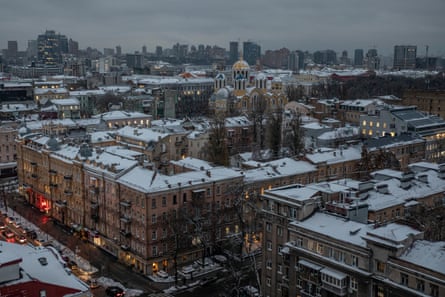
[37,30,68,65]
[393,45,417,70]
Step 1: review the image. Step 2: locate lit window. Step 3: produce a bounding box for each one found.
[362,120,367,126]
[369,121,373,127]
[368,130,373,136]
[376,122,380,127]
[376,261,385,273]
[362,129,366,135]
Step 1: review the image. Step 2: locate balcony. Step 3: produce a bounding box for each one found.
[64,175,73,180]
[120,201,131,207]
[300,289,320,297]
[120,216,131,224]
[64,190,73,196]
[50,183,58,188]
[321,283,347,296]
[31,173,38,179]
[90,186,99,195]
[120,230,132,238]
[49,169,57,175]
[90,201,98,209]
[55,200,67,208]
[30,162,37,166]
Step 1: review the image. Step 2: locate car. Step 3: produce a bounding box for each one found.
[105,286,125,297]
[2,230,15,238]
[87,278,100,289]
[38,257,48,266]
[26,229,38,239]
[5,217,15,224]
[16,235,27,244]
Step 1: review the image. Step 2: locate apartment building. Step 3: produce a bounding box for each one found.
[304,146,362,182]
[16,135,244,276]
[260,165,445,297]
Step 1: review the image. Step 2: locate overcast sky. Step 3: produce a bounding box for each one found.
[1,0,444,56]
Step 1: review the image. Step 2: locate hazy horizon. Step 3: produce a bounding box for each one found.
[1,0,444,57]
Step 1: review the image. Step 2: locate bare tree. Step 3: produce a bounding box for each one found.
[284,111,305,157]
[205,115,229,166]
[265,110,283,159]
[285,85,305,102]
[94,92,123,113]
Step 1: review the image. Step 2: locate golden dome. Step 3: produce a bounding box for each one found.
[232,58,250,71]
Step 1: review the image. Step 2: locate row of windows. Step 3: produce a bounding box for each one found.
[400,273,439,296]
[362,120,387,128]
[295,238,360,267]
[361,129,396,137]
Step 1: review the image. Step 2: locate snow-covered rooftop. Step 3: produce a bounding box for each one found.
[0,242,89,292]
[93,110,150,121]
[243,158,317,183]
[398,240,445,275]
[170,157,214,171]
[305,146,362,165]
[118,166,241,193]
[291,212,370,247]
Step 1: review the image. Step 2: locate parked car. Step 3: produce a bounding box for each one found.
[87,278,100,289]
[105,286,124,297]
[16,235,27,244]
[2,229,14,238]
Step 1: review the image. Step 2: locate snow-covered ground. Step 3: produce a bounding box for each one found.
[96,276,143,297]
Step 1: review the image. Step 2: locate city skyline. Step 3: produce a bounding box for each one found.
[1,0,444,56]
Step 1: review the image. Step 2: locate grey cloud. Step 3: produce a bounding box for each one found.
[0,0,444,56]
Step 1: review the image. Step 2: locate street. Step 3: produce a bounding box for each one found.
[5,193,158,296]
[4,192,261,297]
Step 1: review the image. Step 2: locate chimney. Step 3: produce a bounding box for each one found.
[206,170,211,177]
[376,184,389,194]
[417,174,428,184]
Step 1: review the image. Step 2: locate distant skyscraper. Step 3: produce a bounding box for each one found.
[68,39,79,56]
[354,49,364,67]
[288,51,300,72]
[365,48,380,70]
[7,41,18,60]
[393,45,417,70]
[229,41,239,64]
[27,40,38,60]
[156,46,163,57]
[103,48,115,56]
[313,49,337,65]
[339,50,350,65]
[37,30,68,65]
[142,45,147,55]
[116,45,122,56]
[243,41,261,66]
[126,53,144,69]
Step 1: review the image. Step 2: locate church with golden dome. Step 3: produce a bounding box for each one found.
[209,57,288,116]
